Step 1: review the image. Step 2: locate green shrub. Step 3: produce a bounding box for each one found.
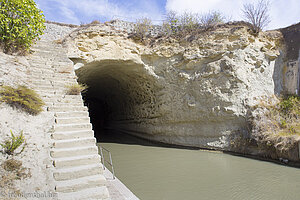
[279,95,300,118]
[0,85,45,115]
[0,0,46,53]
[65,83,87,95]
[1,130,25,155]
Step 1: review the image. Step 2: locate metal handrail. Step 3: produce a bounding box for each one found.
[99,145,115,179]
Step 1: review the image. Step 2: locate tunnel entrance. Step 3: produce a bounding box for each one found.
[75,60,159,142]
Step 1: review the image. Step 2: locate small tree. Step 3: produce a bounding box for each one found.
[178,11,199,33]
[164,11,179,33]
[163,11,199,35]
[242,0,271,34]
[200,11,225,30]
[0,0,46,53]
[133,18,153,39]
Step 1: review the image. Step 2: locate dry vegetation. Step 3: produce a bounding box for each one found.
[242,0,271,34]
[0,132,30,197]
[0,85,45,115]
[253,95,300,136]
[65,83,87,95]
[230,95,300,162]
[0,159,31,196]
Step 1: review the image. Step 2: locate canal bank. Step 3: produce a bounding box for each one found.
[98,130,300,200]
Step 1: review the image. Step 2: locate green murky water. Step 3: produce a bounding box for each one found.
[98,131,300,200]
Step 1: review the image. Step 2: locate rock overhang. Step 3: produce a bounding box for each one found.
[63,22,284,149]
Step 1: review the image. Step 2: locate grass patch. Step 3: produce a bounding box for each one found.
[277,124,300,137]
[65,83,87,95]
[0,85,44,115]
[1,130,26,155]
[278,95,300,118]
[254,95,300,137]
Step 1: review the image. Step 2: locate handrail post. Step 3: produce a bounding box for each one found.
[109,152,115,179]
[99,146,105,170]
[98,145,115,179]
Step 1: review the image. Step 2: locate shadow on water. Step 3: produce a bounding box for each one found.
[95,128,300,168]
[95,128,202,150]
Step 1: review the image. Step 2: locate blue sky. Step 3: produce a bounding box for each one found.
[35,0,300,30]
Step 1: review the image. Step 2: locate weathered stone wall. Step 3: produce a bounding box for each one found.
[279,23,300,95]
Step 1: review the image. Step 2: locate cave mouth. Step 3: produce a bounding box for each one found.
[75,60,158,142]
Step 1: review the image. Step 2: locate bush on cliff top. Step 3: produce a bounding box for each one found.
[0,0,45,54]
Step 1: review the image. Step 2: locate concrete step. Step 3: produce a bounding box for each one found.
[53,154,101,168]
[53,137,96,148]
[29,80,52,85]
[55,117,89,124]
[32,51,63,58]
[29,73,76,80]
[45,98,83,105]
[54,123,92,132]
[40,93,65,100]
[55,174,106,193]
[51,130,94,140]
[36,90,65,96]
[53,101,83,106]
[51,146,98,158]
[28,60,47,66]
[32,84,69,91]
[32,85,55,90]
[48,106,88,112]
[53,163,103,181]
[27,65,53,71]
[43,94,83,101]
[28,75,77,82]
[57,186,110,200]
[30,79,77,86]
[55,111,89,118]
[27,66,73,74]
[28,68,55,74]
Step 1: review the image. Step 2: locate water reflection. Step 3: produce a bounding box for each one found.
[97,130,300,200]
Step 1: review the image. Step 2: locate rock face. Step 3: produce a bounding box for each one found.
[277,22,300,95]
[64,23,282,149]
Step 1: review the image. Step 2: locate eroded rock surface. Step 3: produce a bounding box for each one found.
[63,23,282,150]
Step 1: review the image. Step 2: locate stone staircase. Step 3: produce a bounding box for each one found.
[27,40,110,200]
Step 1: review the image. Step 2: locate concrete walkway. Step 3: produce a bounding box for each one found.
[103,169,139,200]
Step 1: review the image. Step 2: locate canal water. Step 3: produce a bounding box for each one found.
[97,130,300,200]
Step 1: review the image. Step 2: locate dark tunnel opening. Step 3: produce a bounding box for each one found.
[75,61,159,143]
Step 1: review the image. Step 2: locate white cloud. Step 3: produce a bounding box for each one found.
[59,3,81,24]
[165,0,300,29]
[49,0,163,24]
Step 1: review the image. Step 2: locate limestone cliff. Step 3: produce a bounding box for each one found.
[62,22,287,151]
